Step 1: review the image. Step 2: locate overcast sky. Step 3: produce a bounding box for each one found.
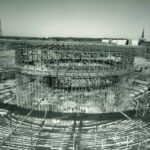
[0,0,150,39]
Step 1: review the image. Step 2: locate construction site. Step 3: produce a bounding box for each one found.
[0,15,150,149]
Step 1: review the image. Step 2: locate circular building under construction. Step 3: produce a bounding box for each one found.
[0,39,150,150]
[15,42,134,113]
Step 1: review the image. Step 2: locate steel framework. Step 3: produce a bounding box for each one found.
[0,40,150,150]
[14,42,135,113]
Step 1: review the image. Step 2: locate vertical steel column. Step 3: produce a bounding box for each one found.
[15,49,23,106]
[94,125,97,150]
[30,116,33,149]
[136,100,139,117]
[143,94,147,116]
[22,125,24,149]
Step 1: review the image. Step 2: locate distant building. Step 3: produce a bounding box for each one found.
[117,39,127,45]
[102,38,129,45]
[102,39,109,43]
[131,40,139,46]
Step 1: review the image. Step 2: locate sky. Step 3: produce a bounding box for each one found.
[0,0,150,39]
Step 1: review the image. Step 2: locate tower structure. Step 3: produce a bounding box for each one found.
[0,20,2,36]
[141,28,145,39]
[138,28,146,45]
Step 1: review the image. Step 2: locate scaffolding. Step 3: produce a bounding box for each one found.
[15,43,135,113]
[0,41,150,150]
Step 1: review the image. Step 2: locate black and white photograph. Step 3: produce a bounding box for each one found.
[0,0,150,149]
